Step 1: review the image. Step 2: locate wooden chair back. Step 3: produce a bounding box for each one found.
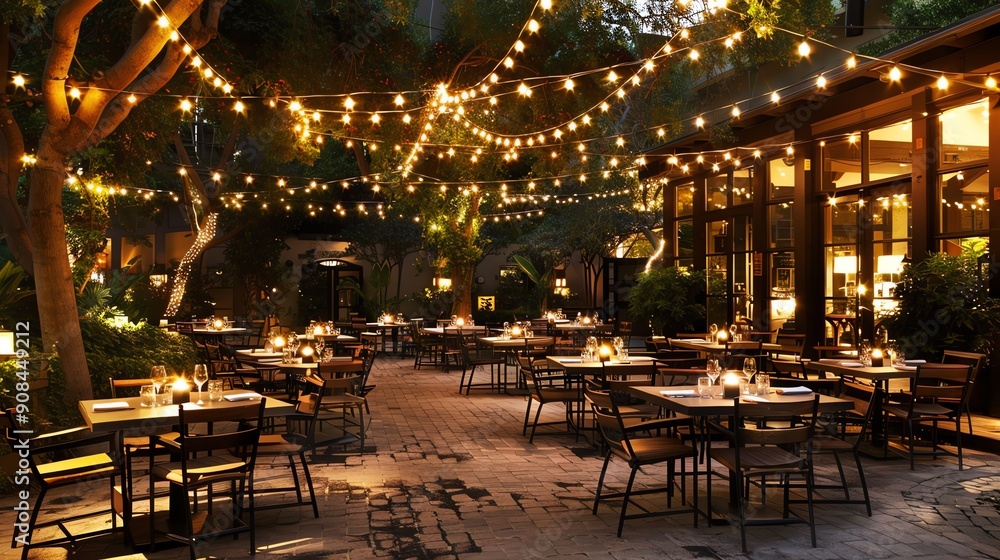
[733,394,819,447]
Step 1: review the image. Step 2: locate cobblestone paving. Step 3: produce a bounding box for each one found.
[2,356,1000,559]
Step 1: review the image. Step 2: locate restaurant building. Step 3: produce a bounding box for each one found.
[643,5,1000,407]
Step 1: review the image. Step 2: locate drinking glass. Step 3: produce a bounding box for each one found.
[756,373,770,396]
[208,380,224,402]
[706,358,721,387]
[708,323,718,341]
[697,377,712,399]
[729,323,738,339]
[139,385,156,407]
[314,338,325,358]
[742,357,757,382]
[193,364,209,404]
[150,365,168,406]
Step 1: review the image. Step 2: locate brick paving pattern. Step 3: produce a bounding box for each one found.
[2,355,1000,559]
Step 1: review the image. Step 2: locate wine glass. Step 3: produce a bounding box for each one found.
[742,357,757,383]
[150,365,168,406]
[314,338,325,358]
[706,358,721,390]
[729,323,739,339]
[708,323,718,341]
[193,364,209,405]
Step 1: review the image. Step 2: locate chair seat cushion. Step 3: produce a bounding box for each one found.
[37,453,116,485]
[535,387,579,401]
[627,437,694,463]
[257,433,304,455]
[884,403,952,419]
[152,453,248,483]
[712,446,804,472]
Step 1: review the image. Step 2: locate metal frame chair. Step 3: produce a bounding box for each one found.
[1,408,118,560]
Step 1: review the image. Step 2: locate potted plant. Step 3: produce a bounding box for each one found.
[627,266,707,336]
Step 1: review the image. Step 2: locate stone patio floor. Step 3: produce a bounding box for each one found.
[2,355,1000,559]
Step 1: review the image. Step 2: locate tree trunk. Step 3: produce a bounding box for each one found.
[28,154,92,403]
[165,212,218,317]
[451,263,473,319]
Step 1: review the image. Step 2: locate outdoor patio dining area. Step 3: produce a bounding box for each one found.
[3,353,1000,560]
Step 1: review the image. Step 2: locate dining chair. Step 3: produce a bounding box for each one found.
[883,363,974,469]
[458,330,504,394]
[412,324,441,369]
[520,353,581,443]
[1,408,119,560]
[255,377,325,518]
[791,383,878,516]
[723,340,766,372]
[708,394,820,553]
[148,400,266,560]
[586,387,697,536]
[314,374,368,454]
[940,350,985,435]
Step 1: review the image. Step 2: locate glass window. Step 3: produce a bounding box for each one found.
[939,169,989,233]
[769,252,795,330]
[707,220,727,254]
[940,237,988,256]
[825,200,859,244]
[872,194,912,242]
[675,184,694,216]
[940,98,988,167]
[706,174,727,210]
[826,246,858,302]
[676,219,694,258]
[869,119,912,182]
[768,157,795,199]
[732,168,753,206]
[769,203,794,249]
[822,137,862,190]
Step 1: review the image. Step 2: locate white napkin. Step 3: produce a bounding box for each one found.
[660,389,695,396]
[894,365,917,371]
[840,361,864,368]
[93,401,132,412]
[560,358,582,363]
[741,395,770,403]
[905,359,926,365]
[223,392,260,402]
[775,386,813,395]
[608,360,631,365]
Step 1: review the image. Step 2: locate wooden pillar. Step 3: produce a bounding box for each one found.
[910,89,937,263]
[751,159,768,329]
[692,175,707,271]
[794,127,824,354]
[663,178,675,267]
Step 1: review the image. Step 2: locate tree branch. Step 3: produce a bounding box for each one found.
[0,105,31,271]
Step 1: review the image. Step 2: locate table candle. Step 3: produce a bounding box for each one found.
[172,378,190,404]
[722,372,741,398]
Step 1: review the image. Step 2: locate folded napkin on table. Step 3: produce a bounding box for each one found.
[905,359,926,365]
[93,401,133,412]
[893,365,917,371]
[840,361,864,368]
[608,360,631,365]
[741,395,770,403]
[560,358,582,363]
[223,392,260,402]
[775,386,813,395]
[660,389,695,396]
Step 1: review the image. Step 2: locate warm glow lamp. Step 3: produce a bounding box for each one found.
[833,255,857,275]
[0,329,13,358]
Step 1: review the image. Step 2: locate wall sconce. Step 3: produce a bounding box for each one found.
[0,329,14,358]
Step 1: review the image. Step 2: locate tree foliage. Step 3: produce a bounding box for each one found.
[882,246,1000,360]
[628,266,707,335]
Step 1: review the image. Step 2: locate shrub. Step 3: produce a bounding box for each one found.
[42,318,198,426]
[627,267,707,336]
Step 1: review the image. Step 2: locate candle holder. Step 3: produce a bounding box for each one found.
[870,348,890,367]
[722,373,741,399]
[171,379,191,404]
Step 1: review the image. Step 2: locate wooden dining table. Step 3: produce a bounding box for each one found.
[78,390,295,546]
[628,385,853,523]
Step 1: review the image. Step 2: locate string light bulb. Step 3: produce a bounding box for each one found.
[797,41,811,57]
